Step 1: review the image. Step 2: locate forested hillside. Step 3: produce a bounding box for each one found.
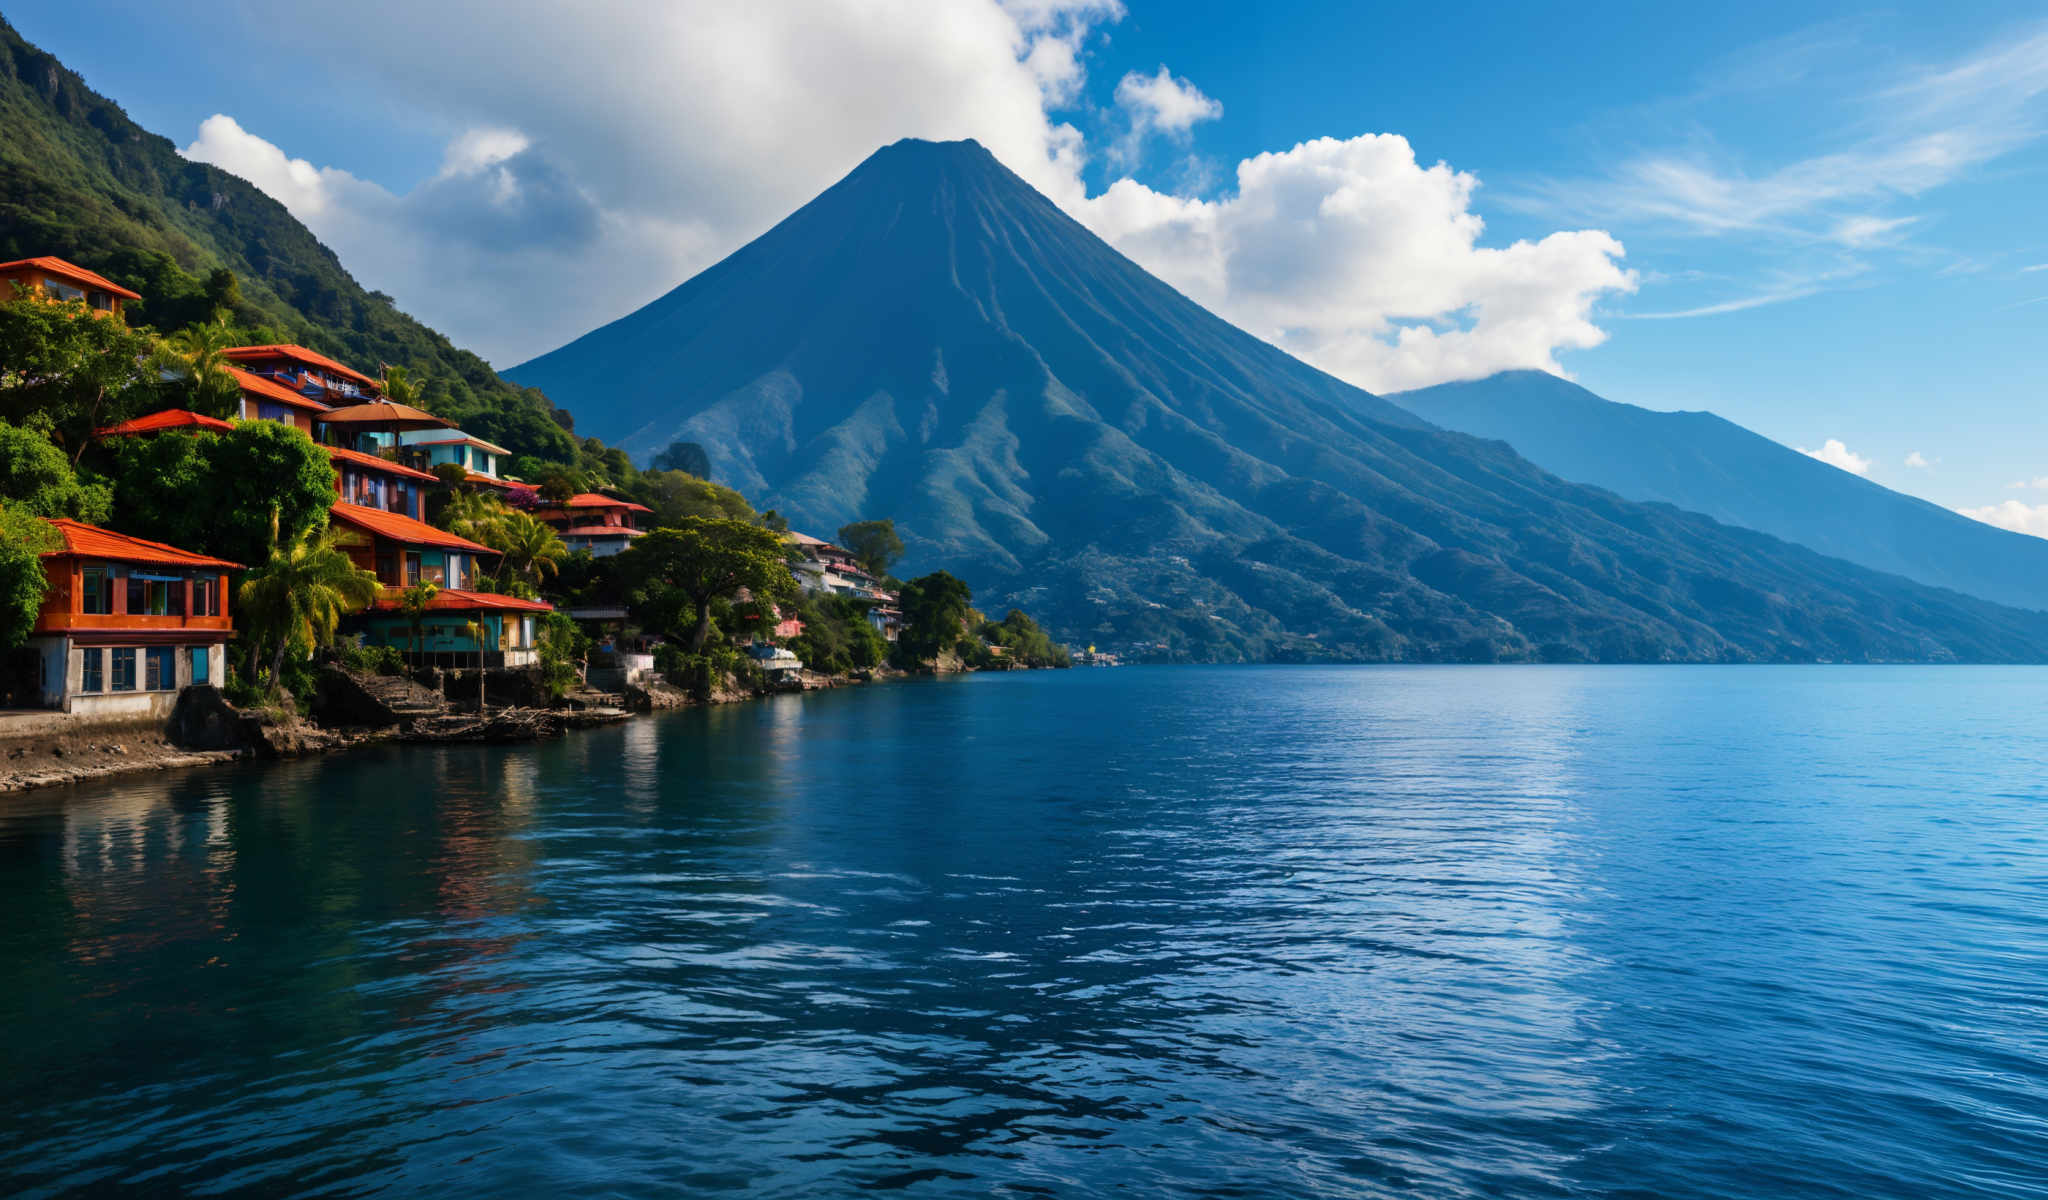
[0,14,575,462]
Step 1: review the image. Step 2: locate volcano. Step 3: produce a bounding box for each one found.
[510,139,2048,662]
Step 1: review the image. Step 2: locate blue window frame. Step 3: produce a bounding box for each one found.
[145,647,176,691]
[80,648,103,693]
[111,648,136,692]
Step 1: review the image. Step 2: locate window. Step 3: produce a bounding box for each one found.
[404,553,422,585]
[80,566,113,615]
[126,576,184,616]
[111,648,136,692]
[419,554,446,586]
[88,290,113,311]
[79,648,102,693]
[258,401,292,423]
[145,647,176,691]
[44,280,84,303]
[193,577,219,618]
[191,646,209,684]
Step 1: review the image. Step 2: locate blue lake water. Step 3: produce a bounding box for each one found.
[2,666,2046,1197]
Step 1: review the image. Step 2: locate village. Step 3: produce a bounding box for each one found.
[0,254,1075,791]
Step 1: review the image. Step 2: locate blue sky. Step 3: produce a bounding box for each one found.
[8,1,2045,525]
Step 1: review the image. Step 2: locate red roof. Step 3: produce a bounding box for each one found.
[94,408,235,438]
[229,366,334,413]
[558,492,652,513]
[0,256,142,300]
[370,587,552,614]
[328,502,494,554]
[41,519,240,569]
[223,344,378,389]
[325,444,439,482]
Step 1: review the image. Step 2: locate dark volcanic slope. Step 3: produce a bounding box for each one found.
[512,139,2048,662]
[1393,370,2048,612]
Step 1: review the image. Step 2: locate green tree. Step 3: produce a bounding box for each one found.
[237,526,382,693]
[535,610,589,699]
[490,509,567,589]
[837,518,905,578]
[0,421,111,520]
[894,570,973,666]
[0,506,58,651]
[380,364,422,406]
[105,420,336,568]
[158,316,241,418]
[0,285,161,461]
[630,469,756,526]
[399,582,440,657]
[648,440,712,479]
[616,517,798,652]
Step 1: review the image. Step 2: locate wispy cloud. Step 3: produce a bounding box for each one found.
[1626,287,1821,319]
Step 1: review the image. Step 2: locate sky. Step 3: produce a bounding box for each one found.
[7,0,2045,531]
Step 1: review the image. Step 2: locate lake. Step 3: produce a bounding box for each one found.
[2,666,2045,1197]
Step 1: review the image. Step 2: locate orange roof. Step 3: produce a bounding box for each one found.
[464,473,528,491]
[370,587,552,614]
[94,408,235,438]
[558,524,647,538]
[325,444,439,483]
[0,256,142,300]
[223,344,378,388]
[229,366,333,413]
[41,519,240,569]
[552,492,653,513]
[329,502,494,554]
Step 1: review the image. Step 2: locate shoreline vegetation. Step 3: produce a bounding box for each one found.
[0,260,1070,794]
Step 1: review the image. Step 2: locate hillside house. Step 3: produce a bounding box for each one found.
[24,520,237,716]
[0,256,139,319]
[327,502,552,667]
[530,492,650,557]
[222,344,380,404]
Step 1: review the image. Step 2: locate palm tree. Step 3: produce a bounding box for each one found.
[493,509,567,588]
[237,526,383,694]
[161,318,241,418]
[380,364,421,406]
[399,581,441,659]
[439,489,507,547]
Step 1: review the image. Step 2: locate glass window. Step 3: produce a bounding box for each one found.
[146,646,176,690]
[259,402,291,423]
[404,553,422,585]
[44,280,84,302]
[80,566,112,615]
[111,648,136,692]
[191,646,209,684]
[193,577,218,618]
[126,577,183,616]
[79,648,102,693]
[89,291,113,311]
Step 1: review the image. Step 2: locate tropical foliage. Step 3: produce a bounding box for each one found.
[0,505,57,651]
[615,518,798,653]
[237,526,382,693]
[105,420,338,569]
[893,571,974,666]
[0,420,110,520]
[837,518,904,579]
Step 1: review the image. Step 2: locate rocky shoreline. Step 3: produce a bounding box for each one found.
[0,661,960,795]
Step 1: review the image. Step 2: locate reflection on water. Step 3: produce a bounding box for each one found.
[2,667,2046,1198]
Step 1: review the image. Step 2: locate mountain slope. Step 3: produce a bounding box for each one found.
[0,15,574,461]
[511,137,2048,663]
[1391,371,2048,612]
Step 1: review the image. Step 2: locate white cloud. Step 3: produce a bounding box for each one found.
[1083,135,1636,391]
[1957,500,2048,538]
[1527,26,2048,243]
[1111,65,1222,162]
[1904,450,1931,468]
[176,0,1632,393]
[1798,438,1872,475]
[2007,476,2048,489]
